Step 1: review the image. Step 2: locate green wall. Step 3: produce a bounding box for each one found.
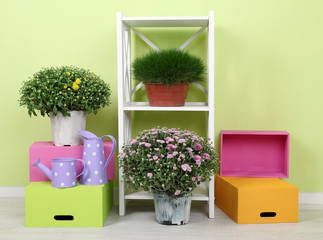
[0,0,322,192]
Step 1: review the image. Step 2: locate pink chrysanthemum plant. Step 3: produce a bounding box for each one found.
[119,127,220,198]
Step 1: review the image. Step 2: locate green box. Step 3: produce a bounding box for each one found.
[25,181,113,227]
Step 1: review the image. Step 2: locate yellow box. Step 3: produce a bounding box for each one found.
[215,175,298,224]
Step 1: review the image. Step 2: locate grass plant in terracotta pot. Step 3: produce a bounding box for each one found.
[132,49,206,106]
[119,127,219,225]
[19,66,111,146]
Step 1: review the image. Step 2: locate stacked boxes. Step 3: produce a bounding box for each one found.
[25,141,115,227]
[215,130,298,224]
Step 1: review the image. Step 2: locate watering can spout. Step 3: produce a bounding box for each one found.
[32,158,52,180]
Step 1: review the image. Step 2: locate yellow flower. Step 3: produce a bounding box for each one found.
[72,84,79,90]
[75,78,81,84]
[59,91,62,94]
[67,72,71,76]
[64,85,67,89]
[83,97,85,100]
[68,88,71,91]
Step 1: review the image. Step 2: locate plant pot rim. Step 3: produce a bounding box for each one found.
[49,110,87,117]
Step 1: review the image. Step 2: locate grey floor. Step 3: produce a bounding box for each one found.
[1,198,323,240]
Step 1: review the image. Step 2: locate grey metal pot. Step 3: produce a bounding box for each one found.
[153,191,192,225]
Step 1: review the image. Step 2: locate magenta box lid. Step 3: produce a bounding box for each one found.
[220,130,289,178]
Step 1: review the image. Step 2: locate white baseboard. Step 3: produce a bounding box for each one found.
[0,186,26,198]
[1,186,322,205]
[299,192,323,205]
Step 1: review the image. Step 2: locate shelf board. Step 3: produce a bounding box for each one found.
[123,102,209,111]
[122,16,209,28]
[125,183,209,201]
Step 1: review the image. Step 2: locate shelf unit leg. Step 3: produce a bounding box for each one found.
[208,176,215,218]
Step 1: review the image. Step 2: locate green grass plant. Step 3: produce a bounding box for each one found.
[132,49,206,85]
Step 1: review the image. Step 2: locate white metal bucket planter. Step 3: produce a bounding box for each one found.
[50,111,86,146]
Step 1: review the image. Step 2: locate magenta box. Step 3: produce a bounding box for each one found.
[220,130,289,178]
[29,141,115,181]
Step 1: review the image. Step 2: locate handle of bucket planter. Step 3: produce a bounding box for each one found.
[101,135,117,170]
[76,159,85,178]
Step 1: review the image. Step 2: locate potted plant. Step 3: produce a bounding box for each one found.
[132,49,206,106]
[19,66,111,146]
[119,127,219,225]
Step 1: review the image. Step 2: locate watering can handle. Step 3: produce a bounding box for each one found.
[76,159,85,178]
[101,135,117,170]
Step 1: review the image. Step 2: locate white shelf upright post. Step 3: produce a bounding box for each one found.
[116,11,215,218]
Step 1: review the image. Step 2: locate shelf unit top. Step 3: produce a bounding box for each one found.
[122,16,209,28]
[123,102,209,111]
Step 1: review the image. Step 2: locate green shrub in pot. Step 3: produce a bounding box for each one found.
[19,65,111,117]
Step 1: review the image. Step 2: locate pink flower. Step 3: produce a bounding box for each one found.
[153,155,159,160]
[186,147,193,152]
[194,155,202,166]
[197,176,202,181]
[151,131,158,134]
[173,165,177,170]
[145,143,151,147]
[192,177,196,181]
[157,139,165,144]
[179,153,185,159]
[130,139,137,145]
[177,158,181,161]
[202,153,210,161]
[147,154,151,158]
[130,151,136,155]
[166,144,177,150]
[178,139,186,143]
[175,190,181,196]
[181,163,192,172]
[129,176,133,181]
[147,173,153,178]
[195,143,202,151]
[173,151,178,156]
[154,148,159,151]
[120,153,126,159]
[192,135,199,141]
[167,154,174,159]
[139,142,145,145]
[165,137,174,143]
[183,132,192,136]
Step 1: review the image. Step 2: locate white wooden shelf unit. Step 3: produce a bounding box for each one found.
[116,11,215,218]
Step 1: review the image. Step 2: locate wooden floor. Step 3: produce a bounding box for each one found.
[1,198,323,240]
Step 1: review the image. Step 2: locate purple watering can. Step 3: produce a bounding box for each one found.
[32,158,85,188]
[78,131,116,185]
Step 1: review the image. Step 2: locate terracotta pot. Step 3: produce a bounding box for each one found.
[145,83,189,106]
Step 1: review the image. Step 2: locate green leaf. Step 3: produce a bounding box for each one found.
[53,105,58,115]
